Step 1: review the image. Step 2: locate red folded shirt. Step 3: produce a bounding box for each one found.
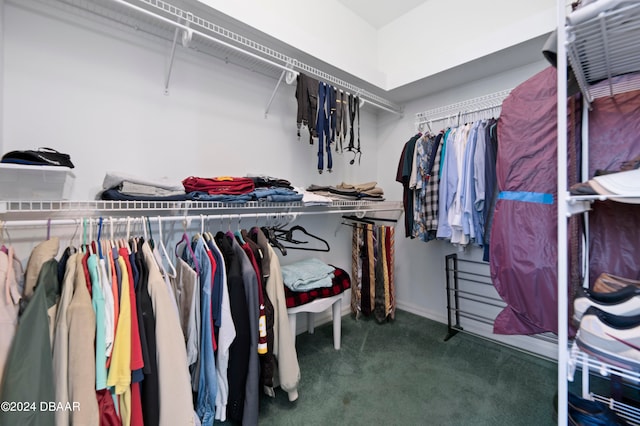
[182,176,255,195]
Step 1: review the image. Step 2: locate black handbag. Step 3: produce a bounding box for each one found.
[1,147,75,168]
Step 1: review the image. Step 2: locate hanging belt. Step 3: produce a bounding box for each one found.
[316,82,333,173]
[335,91,344,153]
[347,95,361,164]
[348,94,356,152]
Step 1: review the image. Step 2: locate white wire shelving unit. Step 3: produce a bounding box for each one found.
[0,199,403,227]
[414,89,511,132]
[566,1,640,105]
[26,0,402,115]
[558,1,640,424]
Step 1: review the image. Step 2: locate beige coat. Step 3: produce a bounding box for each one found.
[265,245,300,401]
[142,242,196,426]
[0,247,23,396]
[67,254,100,425]
[52,253,78,426]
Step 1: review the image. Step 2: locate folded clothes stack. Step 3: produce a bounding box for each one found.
[281,258,336,292]
[101,173,304,203]
[573,272,640,372]
[306,181,385,201]
[295,187,333,206]
[570,165,640,203]
[247,174,294,190]
[100,171,188,201]
[183,176,255,194]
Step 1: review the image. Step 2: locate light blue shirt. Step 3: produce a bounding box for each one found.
[460,121,481,243]
[184,238,217,426]
[88,254,107,391]
[436,128,458,239]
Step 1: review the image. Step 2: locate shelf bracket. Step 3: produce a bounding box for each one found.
[264,64,296,118]
[164,15,193,96]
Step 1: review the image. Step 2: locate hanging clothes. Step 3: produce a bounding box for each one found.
[0,256,58,426]
[347,94,361,164]
[248,227,276,398]
[334,90,349,153]
[210,235,236,423]
[0,246,22,396]
[490,67,580,336]
[316,82,333,173]
[350,223,395,323]
[52,253,76,426]
[215,231,250,424]
[295,72,319,143]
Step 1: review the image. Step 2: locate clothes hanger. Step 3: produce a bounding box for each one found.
[234,215,246,245]
[175,216,199,274]
[157,216,177,277]
[97,217,104,259]
[196,215,209,251]
[278,225,330,252]
[261,225,287,256]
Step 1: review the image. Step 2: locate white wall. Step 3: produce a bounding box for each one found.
[3,0,379,200]
[0,0,4,153]
[2,0,560,357]
[196,0,556,92]
[378,0,556,89]
[1,0,377,325]
[375,59,557,359]
[196,0,386,89]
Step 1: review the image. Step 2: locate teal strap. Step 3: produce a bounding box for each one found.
[498,191,553,204]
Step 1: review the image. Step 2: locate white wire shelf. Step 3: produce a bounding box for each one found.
[0,199,403,222]
[564,193,640,216]
[566,1,640,104]
[568,341,640,385]
[590,393,640,426]
[414,89,511,131]
[41,0,402,113]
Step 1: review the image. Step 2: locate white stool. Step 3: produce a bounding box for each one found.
[287,293,343,350]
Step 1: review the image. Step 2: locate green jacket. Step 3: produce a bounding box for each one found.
[0,259,58,426]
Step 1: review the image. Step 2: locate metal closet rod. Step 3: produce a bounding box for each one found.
[415,89,512,124]
[109,0,402,115]
[0,206,403,228]
[419,103,503,126]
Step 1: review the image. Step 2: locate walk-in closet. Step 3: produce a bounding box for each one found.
[1,0,639,425]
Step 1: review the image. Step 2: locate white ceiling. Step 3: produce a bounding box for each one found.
[337,0,429,29]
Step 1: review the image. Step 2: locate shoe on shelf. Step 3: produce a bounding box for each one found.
[567,392,628,425]
[593,273,640,294]
[576,306,640,372]
[573,285,640,324]
[567,392,628,426]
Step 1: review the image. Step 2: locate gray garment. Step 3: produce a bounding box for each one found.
[230,238,260,426]
[175,256,201,391]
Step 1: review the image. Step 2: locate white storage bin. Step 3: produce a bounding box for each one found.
[0,163,75,200]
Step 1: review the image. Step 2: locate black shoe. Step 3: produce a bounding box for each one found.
[567,392,628,425]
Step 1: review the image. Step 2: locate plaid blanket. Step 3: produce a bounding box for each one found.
[285,267,350,308]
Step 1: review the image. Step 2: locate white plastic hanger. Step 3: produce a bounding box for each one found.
[158,216,177,277]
